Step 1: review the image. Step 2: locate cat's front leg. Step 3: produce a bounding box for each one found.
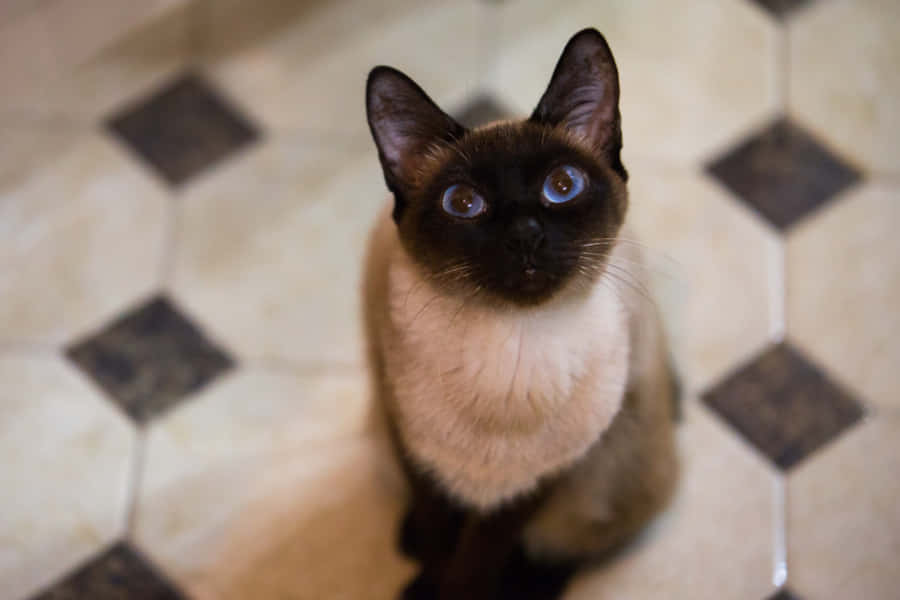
[435,494,545,600]
[398,469,466,600]
[400,468,465,562]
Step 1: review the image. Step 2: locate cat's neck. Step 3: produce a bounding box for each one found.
[382,242,630,508]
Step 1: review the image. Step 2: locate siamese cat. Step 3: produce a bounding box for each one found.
[362,29,678,600]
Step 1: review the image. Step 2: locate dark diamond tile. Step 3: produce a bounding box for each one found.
[767,588,802,600]
[66,295,234,423]
[30,542,185,600]
[706,117,861,230]
[454,94,514,128]
[106,72,259,185]
[752,0,813,19]
[702,342,864,471]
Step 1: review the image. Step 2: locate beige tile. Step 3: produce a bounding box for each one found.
[139,368,370,472]
[0,121,82,192]
[0,10,57,104]
[625,159,779,391]
[486,0,778,164]
[136,370,411,600]
[44,0,188,67]
[787,182,900,410]
[203,0,482,134]
[563,402,775,599]
[0,355,135,600]
[789,0,900,173]
[0,133,169,346]
[789,416,900,599]
[1,2,190,121]
[171,137,384,365]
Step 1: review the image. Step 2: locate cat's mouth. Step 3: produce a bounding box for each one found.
[502,260,555,295]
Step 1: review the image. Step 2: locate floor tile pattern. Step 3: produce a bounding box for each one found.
[702,342,864,470]
[28,543,185,600]
[66,296,235,423]
[706,117,861,230]
[106,72,259,185]
[2,0,898,598]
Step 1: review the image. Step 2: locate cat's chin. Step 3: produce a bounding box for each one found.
[487,268,572,307]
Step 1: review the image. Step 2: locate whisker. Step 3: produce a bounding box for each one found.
[402,260,474,309]
[409,292,446,328]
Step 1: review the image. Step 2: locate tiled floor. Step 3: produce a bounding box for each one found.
[1,0,898,599]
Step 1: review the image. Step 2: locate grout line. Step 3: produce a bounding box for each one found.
[767,235,787,343]
[773,473,788,588]
[776,19,790,113]
[124,426,148,537]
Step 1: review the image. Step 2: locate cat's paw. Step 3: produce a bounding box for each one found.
[399,572,439,600]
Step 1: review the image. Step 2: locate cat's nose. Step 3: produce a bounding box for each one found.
[506,216,545,254]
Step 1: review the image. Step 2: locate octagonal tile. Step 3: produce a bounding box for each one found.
[0,355,135,600]
[787,182,900,410]
[0,3,191,122]
[484,0,778,164]
[0,134,169,346]
[202,0,481,135]
[625,158,779,391]
[171,137,384,365]
[789,417,900,598]
[0,121,81,194]
[135,368,409,599]
[788,0,900,173]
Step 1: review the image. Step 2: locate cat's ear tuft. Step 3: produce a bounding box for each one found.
[366,66,465,194]
[531,29,625,176]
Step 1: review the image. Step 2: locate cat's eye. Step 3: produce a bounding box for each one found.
[441,184,486,219]
[542,165,587,206]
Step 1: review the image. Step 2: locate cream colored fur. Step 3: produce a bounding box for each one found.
[364,201,678,560]
[368,206,638,510]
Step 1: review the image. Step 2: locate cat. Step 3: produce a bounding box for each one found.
[362,28,679,600]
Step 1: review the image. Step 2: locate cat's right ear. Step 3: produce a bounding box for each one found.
[366,67,465,203]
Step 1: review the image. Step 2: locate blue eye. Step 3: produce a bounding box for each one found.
[542,165,587,205]
[441,184,486,219]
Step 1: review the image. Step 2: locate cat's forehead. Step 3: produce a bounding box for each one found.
[420,122,599,185]
[464,122,591,166]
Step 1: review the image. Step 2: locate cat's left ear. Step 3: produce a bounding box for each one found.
[531,28,626,178]
[366,66,466,198]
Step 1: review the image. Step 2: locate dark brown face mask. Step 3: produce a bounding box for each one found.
[365,28,629,306]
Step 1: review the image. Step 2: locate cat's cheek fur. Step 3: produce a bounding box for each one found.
[382,236,630,510]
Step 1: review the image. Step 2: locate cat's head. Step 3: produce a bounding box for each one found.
[366,28,628,306]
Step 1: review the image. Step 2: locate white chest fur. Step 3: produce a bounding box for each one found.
[382,253,630,510]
